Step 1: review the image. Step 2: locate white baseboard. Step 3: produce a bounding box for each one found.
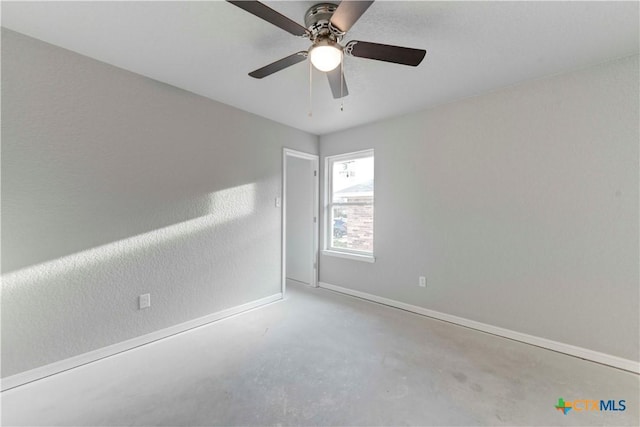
[1,293,282,392]
[318,282,639,374]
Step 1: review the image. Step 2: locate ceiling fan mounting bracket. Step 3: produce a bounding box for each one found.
[344,40,358,57]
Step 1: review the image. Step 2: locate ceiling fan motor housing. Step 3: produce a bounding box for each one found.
[305,3,342,43]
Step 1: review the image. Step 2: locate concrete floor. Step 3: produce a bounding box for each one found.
[2,282,638,426]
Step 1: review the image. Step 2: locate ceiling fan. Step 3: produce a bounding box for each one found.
[228,0,426,99]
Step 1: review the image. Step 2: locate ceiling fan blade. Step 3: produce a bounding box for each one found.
[248,51,308,79]
[346,41,426,66]
[330,0,374,34]
[227,1,310,37]
[327,67,349,99]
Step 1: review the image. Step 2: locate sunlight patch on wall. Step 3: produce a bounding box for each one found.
[2,183,257,289]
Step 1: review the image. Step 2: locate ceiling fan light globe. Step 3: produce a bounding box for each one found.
[309,45,342,72]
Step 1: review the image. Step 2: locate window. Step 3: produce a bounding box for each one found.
[325,150,374,261]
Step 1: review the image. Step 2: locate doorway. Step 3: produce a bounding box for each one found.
[282,148,319,293]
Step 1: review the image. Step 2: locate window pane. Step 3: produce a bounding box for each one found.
[327,150,374,256]
[332,156,374,204]
[331,205,374,253]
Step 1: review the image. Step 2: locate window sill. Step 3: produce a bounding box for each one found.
[322,250,376,263]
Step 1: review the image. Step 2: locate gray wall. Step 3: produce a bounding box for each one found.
[286,156,315,285]
[319,55,639,362]
[1,29,317,377]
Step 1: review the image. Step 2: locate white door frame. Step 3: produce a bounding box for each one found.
[282,148,319,295]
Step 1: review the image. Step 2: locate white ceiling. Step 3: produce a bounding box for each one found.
[2,1,638,135]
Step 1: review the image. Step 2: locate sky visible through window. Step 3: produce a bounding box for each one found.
[332,156,374,193]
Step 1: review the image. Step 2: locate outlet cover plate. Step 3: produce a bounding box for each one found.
[139,293,151,309]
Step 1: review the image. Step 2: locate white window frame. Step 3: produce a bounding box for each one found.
[323,149,375,263]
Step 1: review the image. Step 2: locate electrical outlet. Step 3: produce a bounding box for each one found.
[419,276,427,288]
[139,293,151,309]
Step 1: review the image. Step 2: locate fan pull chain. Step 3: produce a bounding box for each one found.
[340,55,344,111]
[308,59,313,117]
